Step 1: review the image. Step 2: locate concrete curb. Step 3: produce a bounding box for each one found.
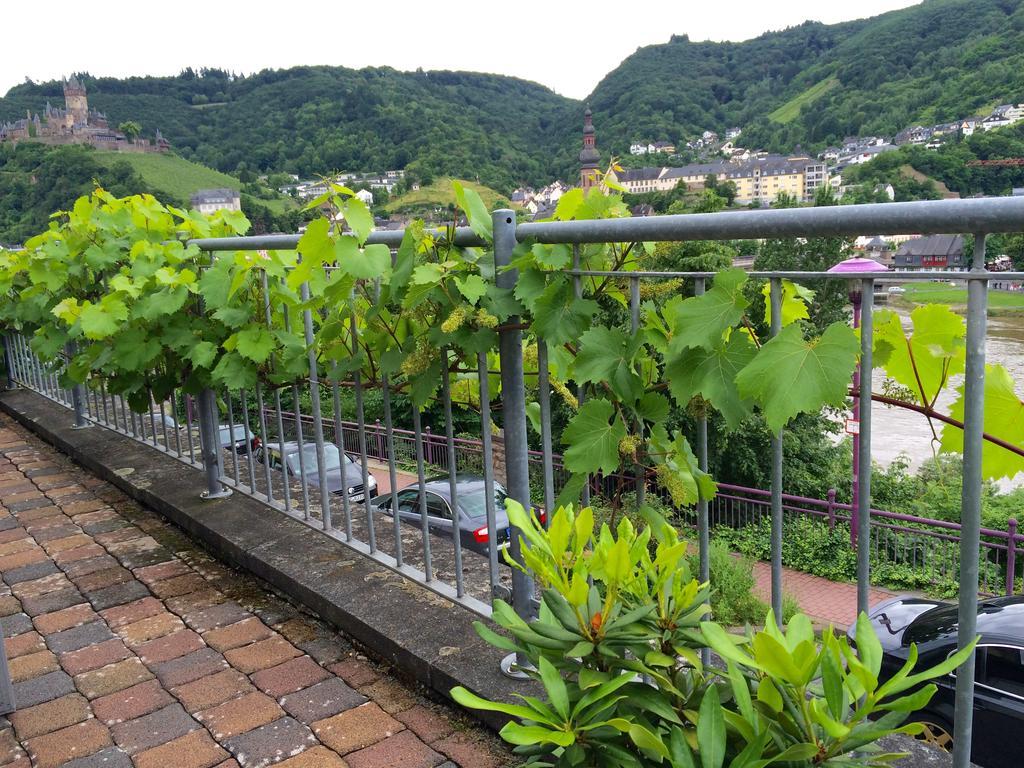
[0,388,529,730]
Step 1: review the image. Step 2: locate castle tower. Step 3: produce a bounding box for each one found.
[579,108,601,192]
[63,75,88,128]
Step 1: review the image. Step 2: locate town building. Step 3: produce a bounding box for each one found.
[579,108,601,192]
[893,234,965,271]
[190,188,241,215]
[0,76,169,153]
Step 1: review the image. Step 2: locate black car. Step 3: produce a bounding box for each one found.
[255,441,378,502]
[856,595,1024,767]
[371,474,544,556]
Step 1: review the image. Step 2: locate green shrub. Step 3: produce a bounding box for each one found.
[687,543,765,626]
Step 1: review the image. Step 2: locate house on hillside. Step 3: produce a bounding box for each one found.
[190,188,241,215]
[725,127,742,140]
[893,234,965,271]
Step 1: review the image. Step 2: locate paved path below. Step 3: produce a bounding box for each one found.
[0,414,514,768]
[751,560,895,629]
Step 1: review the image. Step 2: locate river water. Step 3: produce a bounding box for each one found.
[866,306,1024,490]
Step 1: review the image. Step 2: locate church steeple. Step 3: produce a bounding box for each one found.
[579,107,600,192]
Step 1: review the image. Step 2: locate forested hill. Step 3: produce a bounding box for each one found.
[589,0,1024,156]
[0,67,578,190]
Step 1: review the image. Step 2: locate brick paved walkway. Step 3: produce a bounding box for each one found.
[0,414,514,768]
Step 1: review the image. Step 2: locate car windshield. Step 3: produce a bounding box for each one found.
[458,485,509,519]
[218,425,248,443]
[285,443,346,475]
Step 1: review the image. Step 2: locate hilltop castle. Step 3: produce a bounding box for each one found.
[0,75,169,153]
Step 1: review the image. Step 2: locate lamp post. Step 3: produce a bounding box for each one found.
[827,254,888,547]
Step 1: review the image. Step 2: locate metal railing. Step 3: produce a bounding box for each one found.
[7,195,1024,767]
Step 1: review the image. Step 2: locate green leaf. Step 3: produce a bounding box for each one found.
[197,254,233,307]
[940,364,1024,481]
[112,328,161,371]
[574,326,643,404]
[669,269,749,351]
[234,326,276,364]
[562,399,627,476]
[855,612,883,681]
[450,686,553,724]
[629,723,670,760]
[538,656,570,720]
[211,353,258,390]
[532,243,571,270]
[185,341,218,369]
[79,298,128,340]
[763,279,814,327]
[134,286,189,321]
[499,722,575,747]
[532,280,598,346]
[873,305,965,405]
[736,322,859,433]
[666,331,756,429]
[453,181,493,241]
[342,197,374,242]
[455,274,488,305]
[697,685,726,768]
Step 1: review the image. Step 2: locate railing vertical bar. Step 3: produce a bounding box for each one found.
[274,388,293,513]
[256,383,274,502]
[536,341,556,518]
[440,348,465,598]
[572,243,590,507]
[148,392,160,447]
[412,406,433,581]
[695,275,711,662]
[291,383,311,519]
[184,394,197,464]
[159,399,171,451]
[382,375,402,567]
[952,235,988,768]
[857,279,874,615]
[350,306,373,549]
[769,277,784,620]
[301,282,333,532]
[100,381,109,425]
[240,389,257,493]
[478,351,500,594]
[331,382,353,540]
[225,390,240,484]
[629,276,644,508]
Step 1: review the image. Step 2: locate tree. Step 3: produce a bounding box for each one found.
[118,121,141,143]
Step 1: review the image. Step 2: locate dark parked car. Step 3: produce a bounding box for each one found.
[219,424,257,454]
[855,595,1024,767]
[371,474,544,556]
[255,441,377,502]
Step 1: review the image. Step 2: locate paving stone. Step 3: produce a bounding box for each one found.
[80,519,128,536]
[196,691,284,740]
[32,525,83,544]
[60,638,133,676]
[0,548,47,572]
[133,560,192,586]
[0,595,20,619]
[395,705,457,744]
[84,580,150,611]
[45,619,114,653]
[100,596,163,629]
[223,716,317,768]
[114,547,174,570]
[3,560,59,585]
[2,613,33,637]
[172,669,254,713]
[166,588,227,616]
[10,572,71,599]
[53,544,108,565]
[43,533,93,554]
[328,658,379,689]
[252,656,330,698]
[8,692,91,740]
[60,745,134,768]
[359,678,417,714]
[344,730,444,768]
[4,630,45,658]
[61,554,120,579]
[136,628,205,664]
[92,679,174,726]
[204,617,275,652]
[118,611,185,646]
[73,566,133,593]
[33,602,97,634]
[60,500,107,516]
[274,746,349,768]
[11,671,74,712]
[280,677,366,724]
[21,587,84,616]
[312,702,404,755]
[185,601,251,634]
[133,729,229,768]
[0,527,29,545]
[149,573,208,599]
[224,636,301,675]
[9,649,59,682]
[153,647,228,688]
[23,718,112,768]
[7,497,53,513]
[0,538,38,558]
[75,657,154,700]
[110,702,199,754]
[433,732,509,768]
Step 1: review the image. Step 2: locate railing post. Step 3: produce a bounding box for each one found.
[424,426,432,465]
[1,333,15,390]
[856,278,875,616]
[1007,518,1018,596]
[826,488,837,531]
[493,208,535,678]
[197,387,232,499]
[768,278,784,621]
[375,419,383,459]
[65,343,90,429]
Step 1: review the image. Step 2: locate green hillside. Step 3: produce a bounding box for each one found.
[94,151,239,201]
[385,177,510,215]
[768,77,840,124]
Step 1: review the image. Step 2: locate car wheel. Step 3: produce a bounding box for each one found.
[910,713,953,753]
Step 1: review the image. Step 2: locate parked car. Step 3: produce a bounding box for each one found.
[887,285,906,294]
[371,474,544,556]
[853,595,1024,767]
[255,441,377,502]
[219,424,256,454]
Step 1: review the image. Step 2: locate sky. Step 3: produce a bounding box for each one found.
[3,0,921,100]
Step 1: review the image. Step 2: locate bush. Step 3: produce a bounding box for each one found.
[687,543,765,626]
[453,502,976,767]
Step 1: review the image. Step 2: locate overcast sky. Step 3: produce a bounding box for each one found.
[4,0,920,100]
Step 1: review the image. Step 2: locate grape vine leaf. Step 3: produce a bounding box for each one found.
[234,327,276,364]
[185,341,218,369]
[735,321,859,433]
[455,275,488,305]
[873,306,965,405]
[211,353,258,390]
[453,181,493,241]
[531,243,571,270]
[79,297,128,340]
[649,426,717,505]
[940,364,1024,481]
[669,269,749,352]
[562,398,627,476]
[342,198,374,243]
[763,279,814,327]
[113,328,161,371]
[532,280,598,346]
[573,326,643,404]
[666,331,756,430]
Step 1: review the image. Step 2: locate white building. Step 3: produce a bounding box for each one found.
[355,189,374,206]
[190,188,241,215]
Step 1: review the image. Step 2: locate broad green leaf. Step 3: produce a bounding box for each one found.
[450,686,553,724]
[873,306,965,405]
[79,298,127,340]
[532,280,598,346]
[455,274,488,305]
[342,198,374,242]
[411,263,445,286]
[346,241,391,281]
[562,399,626,476]
[666,331,756,429]
[553,188,584,221]
[112,328,161,371]
[736,322,859,433]
[538,656,569,720]
[855,612,883,681]
[629,723,670,760]
[185,341,218,369]
[197,254,233,307]
[234,327,276,364]
[669,269,749,352]
[940,364,1024,481]
[211,353,258,390]
[763,279,814,327]
[697,685,726,768]
[573,326,643,404]
[453,181,493,241]
[499,722,574,747]
[532,243,571,270]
